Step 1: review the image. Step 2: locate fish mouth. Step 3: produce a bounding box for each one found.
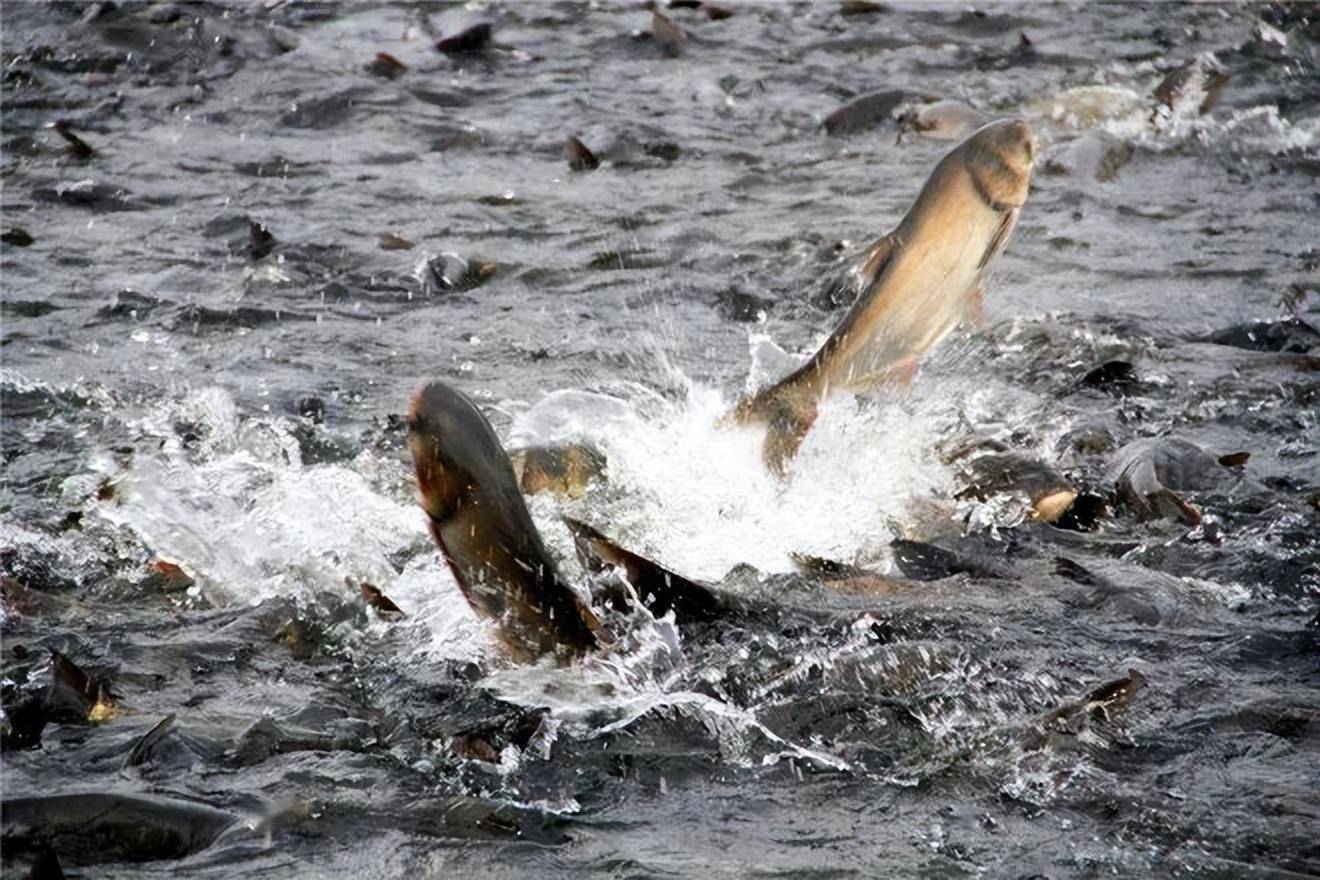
[1011,119,1038,164]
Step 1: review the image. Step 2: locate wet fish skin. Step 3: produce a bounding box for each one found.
[1,227,34,246]
[952,451,1086,525]
[122,714,177,769]
[1,792,241,865]
[823,89,928,137]
[1202,317,1319,354]
[509,441,607,498]
[899,100,988,141]
[407,381,600,660]
[564,134,600,172]
[1023,669,1148,750]
[652,9,688,58]
[354,578,404,618]
[889,538,1016,581]
[1107,436,1245,526]
[732,119,1037,474]
[366,51,407,79]
[563,516,729,621]
[435,23,493,54]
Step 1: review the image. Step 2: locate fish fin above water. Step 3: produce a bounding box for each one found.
[761,395,819,477]
[890,538,1016,581]
[724,373,820,478]
[562,517,727,622]
[408,380,600,659]
[851,231,898,295]
[1026,668,1148,750]
[1149,487,1203,526]
[963,285,985,330]
[977,206,1019,271]
[1217,450,1250,469]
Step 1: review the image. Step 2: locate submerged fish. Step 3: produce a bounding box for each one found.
[1106,436,1249,526]
[508,441,607,498]
[898,100,988,141]
[729,119,1038,474]
[1,792,242,864]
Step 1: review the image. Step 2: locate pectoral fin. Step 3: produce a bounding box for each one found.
[852,231,899,292]
[963,285,985,330]
[978,207,1019,271]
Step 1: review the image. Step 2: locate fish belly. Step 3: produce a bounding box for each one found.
[826,198,998,389]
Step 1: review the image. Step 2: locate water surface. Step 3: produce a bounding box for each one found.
[2,2,1318,877]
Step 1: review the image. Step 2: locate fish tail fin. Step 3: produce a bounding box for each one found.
[761,396,819,477]
[724,381,778,427]
[724,381,820,477]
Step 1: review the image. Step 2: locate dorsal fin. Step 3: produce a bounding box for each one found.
[562,517,727,622]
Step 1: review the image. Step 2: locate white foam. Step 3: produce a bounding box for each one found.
[1029,74,1318,158]
[94,344,967,664]
[93,386,488,658]
[514,376,957,582]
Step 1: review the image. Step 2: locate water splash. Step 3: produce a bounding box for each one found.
[91,386,489,658]
[514,372,958,581]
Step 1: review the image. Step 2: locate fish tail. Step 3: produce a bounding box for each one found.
[761,395,819,477]
[724,379,820,476]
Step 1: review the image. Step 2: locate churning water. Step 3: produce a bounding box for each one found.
[2,2,1318,877]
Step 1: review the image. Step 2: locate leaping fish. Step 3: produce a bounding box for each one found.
[729,119,1038,475]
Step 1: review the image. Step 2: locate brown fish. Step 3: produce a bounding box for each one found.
[899,100,988,142]
[563,517,727,621]
[728,119,1037,474]
[366,51,408,79]
[652,9,688,57]
[436,23,493,54]
[408,382,756,658]
[352,578,405,618]
[1029,668,1147,746]
[824,89,928,137]
[953,451,1083,525]
[509,441,607,498]
[1105,436,1249,527]
[52,120,95,160]
[564,135,600,172]
[408,382,600,659]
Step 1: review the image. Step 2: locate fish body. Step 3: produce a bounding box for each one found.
[408,383,752,659]
[732,119,1037,473]
[408,382,600,659]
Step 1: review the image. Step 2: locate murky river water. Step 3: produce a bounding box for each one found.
[2,1,1318,877]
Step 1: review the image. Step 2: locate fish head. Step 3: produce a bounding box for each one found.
[964,118,1037,207]
[407,381,503,525]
